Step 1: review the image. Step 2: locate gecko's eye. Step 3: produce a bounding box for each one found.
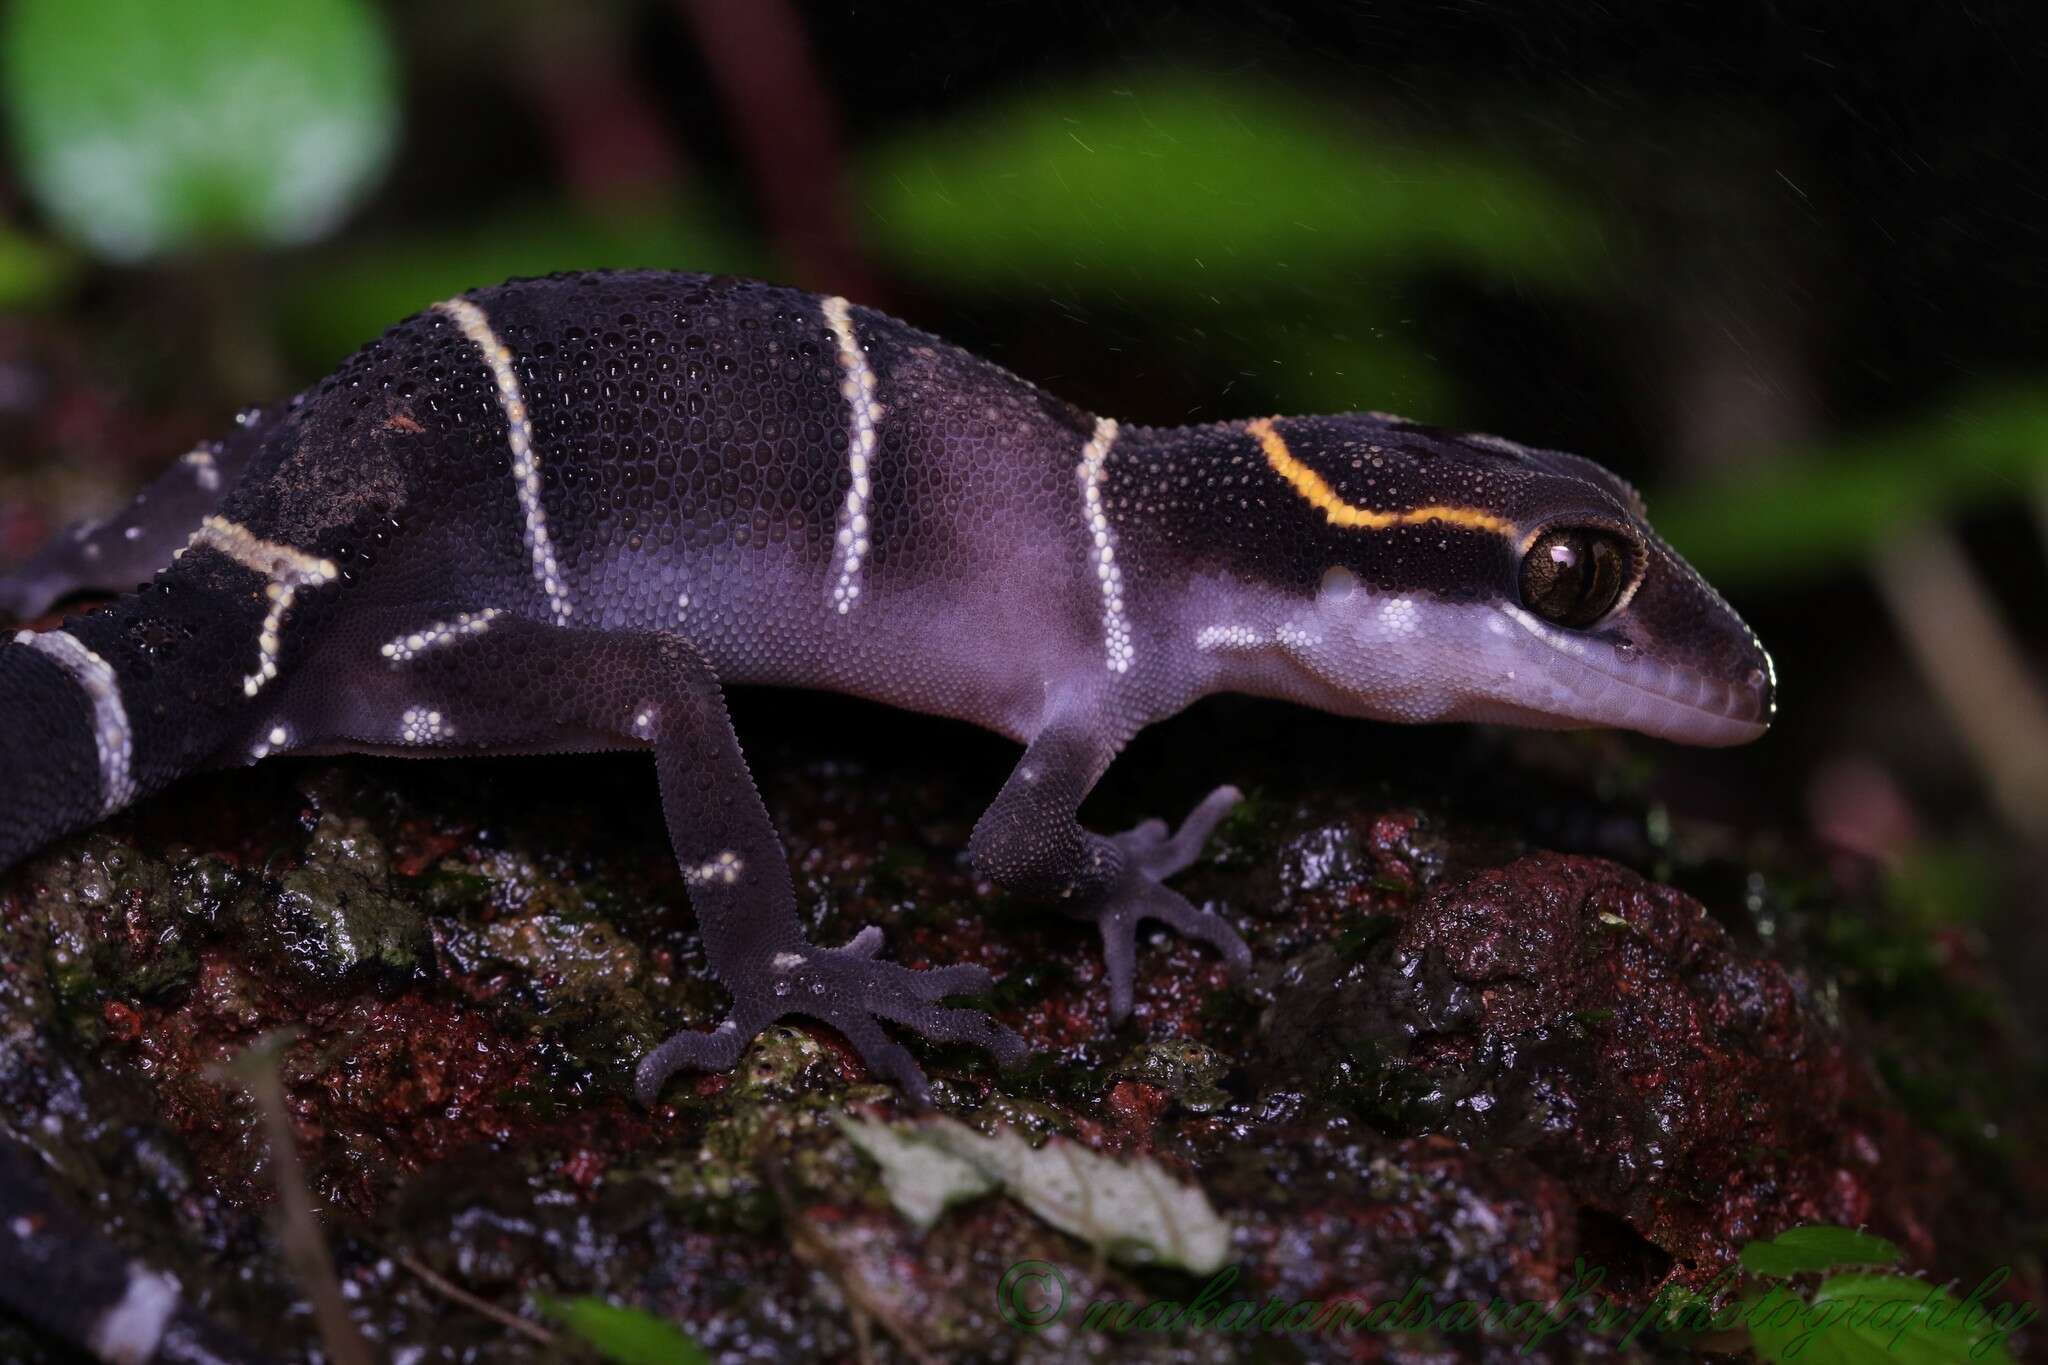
[1519,527,1630,628]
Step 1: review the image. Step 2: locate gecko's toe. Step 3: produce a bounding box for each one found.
[839,924,886,958]
[637,939,1026,1105]
[634,1017,749,1106]
[1098,908,1141,1022]
[833,1014,933,1104]
[1092,882,1248,1023]
[1089,785,1251,1022]
[877,998,1029,1066]
[908,960,998,998]
[793,948,1024,1095]
[1114,784,1243,880]
[1127,816,1169,845]
[1143,884,1253,977]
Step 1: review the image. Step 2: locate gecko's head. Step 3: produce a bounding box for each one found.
[1222,414,1773,746]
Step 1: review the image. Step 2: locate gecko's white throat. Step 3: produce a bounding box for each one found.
[1203,575,1771,747]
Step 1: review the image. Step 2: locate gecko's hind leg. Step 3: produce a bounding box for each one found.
[0,432,255,621]
[266,609,1025,1106]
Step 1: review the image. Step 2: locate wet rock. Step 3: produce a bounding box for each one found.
[1113,1039,1231,1117]
[1251,850,1981,1290]
[27,834,216,1009]
[0,723,2039,1362]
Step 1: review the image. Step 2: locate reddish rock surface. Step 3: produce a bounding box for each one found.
[0,715,2040,1361]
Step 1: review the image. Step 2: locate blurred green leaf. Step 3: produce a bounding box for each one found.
[1884,842,1997,929]
[0,225,77,308]
[538,1295,710,1365]
[861,75,1603,292]
[0,0,398,262]
[1740,1224,1901,1278]
[1746,1274,2020,1365]
[277,200,757,369]
[1236,320,1457,422]
[1651,383,2048,584]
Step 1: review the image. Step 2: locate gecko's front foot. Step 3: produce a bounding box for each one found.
[635,926,1026,1106]
[1087,784,1252,1020]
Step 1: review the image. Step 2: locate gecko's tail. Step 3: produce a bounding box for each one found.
[0,635,109,868]
[0,549,272,873]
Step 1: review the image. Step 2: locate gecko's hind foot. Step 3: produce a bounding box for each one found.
[634,926,1027,1106]
[1091,784,1252,1021]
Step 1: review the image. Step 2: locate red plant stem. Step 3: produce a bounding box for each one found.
[674,0,877,298]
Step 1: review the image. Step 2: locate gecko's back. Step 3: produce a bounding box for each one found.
[234,271,1104,739]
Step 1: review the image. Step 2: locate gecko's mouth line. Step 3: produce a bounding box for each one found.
[1497,604,1771,746]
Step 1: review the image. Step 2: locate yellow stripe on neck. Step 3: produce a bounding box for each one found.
[1247,417,1517,537]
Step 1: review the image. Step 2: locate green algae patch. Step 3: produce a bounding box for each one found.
[27,835,222,1009]
[1112,1040,1230,1114]
[270,814,429,981]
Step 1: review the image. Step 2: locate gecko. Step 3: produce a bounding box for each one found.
[0,270,1775,1111]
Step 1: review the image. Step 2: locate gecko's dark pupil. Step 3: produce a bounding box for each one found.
[1519,528,1628,628]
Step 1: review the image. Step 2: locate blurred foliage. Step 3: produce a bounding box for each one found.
[0,225,76,310]
[861,76,1602,291]
[1652,383,2048,585]
[538,1296,710,1365]
[1729,1227,2024,1365]
[861,74,1602,418]
[1882,841,2000,930]
[1747,1273,2020,1365]
[0,0,397,261]
[1739,1224,1901,1278]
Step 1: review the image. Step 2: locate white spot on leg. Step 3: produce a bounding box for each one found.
[248,724,290,761]
[822,296,883,615]
[14,628,135,813]
[379,607,502,664]
[685,850,746,886]
[1076,416,1133,673]
[435,296,573,625]
[87,1262,180,1365]
[179,516,338,698]
[399,706,451,744]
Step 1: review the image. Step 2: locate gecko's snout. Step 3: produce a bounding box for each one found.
[1492,600,1772,746]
